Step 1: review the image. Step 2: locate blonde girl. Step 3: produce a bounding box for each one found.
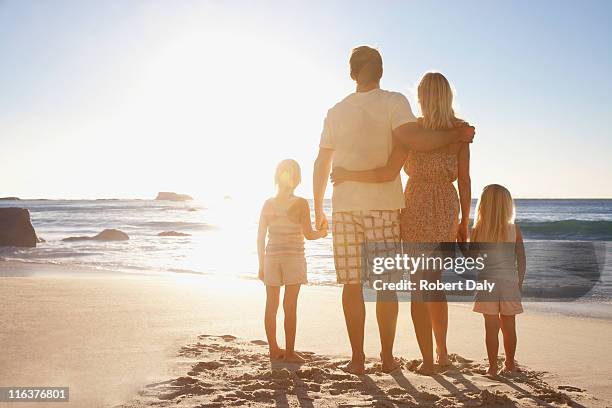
[257,159,327,362]
[471,184,526,376]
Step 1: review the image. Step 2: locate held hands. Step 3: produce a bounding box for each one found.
[317,226,329,239]
[315,209,329,233]
[329,167,349,186]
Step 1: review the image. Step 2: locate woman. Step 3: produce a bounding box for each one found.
[331,72,471,374]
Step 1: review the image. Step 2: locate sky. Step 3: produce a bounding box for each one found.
[1,0,611,201]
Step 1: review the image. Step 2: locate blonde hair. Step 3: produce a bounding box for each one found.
[471,184,516,243]
[418,72,457,130]
[274,159,301,191]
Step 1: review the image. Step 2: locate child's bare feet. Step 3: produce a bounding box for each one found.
[269,347,285,360]
[436,346,451,367]
[499,362,518,376]
[436,353,452,367]
[284,351,306,363]
[484,366,499,379]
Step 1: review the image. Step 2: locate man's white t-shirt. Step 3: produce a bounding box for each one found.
[320,88,417,212]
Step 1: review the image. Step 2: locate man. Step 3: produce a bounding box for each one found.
[313,46,474,374]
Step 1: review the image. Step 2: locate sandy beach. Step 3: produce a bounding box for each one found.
[1,263,611,407]
[3,0,611,406]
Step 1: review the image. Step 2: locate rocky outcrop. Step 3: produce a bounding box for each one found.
[0,208,37,247]
[63,229,129,242]
[158,231,191,237]
[94,229,129,240]
[0,197,21,200]
[155,192,193,201]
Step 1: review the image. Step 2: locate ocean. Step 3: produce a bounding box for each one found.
[1,198,611,308]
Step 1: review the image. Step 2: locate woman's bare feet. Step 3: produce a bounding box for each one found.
[269,347,285,361]
[284,351,306,363]
[339,360,365,376]
[415,362,435,376]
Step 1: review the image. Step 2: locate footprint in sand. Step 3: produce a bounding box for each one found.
[220,334,236,341]
[385,387,408,396]
[558,385,585,393]
[471,390,511,406]
[158,382,216,400]
[535,389,573,404]
[187,361,223,375]
[171,376,199,385]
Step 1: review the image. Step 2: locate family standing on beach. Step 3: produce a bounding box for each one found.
[257,46,526,379]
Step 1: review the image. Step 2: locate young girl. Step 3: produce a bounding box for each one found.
[471,184,526,377]
[257,159,327,362]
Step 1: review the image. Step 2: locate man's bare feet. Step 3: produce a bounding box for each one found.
[284,351,306,363]
[269,347,285,361]
[415,362,435,376]
[339,360,365,376]
[380,352,402,374]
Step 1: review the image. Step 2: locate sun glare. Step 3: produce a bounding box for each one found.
[103,16,334,205]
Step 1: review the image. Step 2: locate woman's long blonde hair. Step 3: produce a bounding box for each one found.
[471,184,516,243]
[418,72,457,130]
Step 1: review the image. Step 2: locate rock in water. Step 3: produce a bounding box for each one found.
[63,229,129,242]
[93,229,129,241]
[62,235,92,242]
[0,208,37,247]
[158,231,191,237]
[155,192,193,201]
[0,197,21,201]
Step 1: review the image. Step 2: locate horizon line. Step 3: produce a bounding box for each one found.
[2,196,612,201]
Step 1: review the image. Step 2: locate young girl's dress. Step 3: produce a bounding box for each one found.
[473,224,523,315]
[263,197,307,286]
